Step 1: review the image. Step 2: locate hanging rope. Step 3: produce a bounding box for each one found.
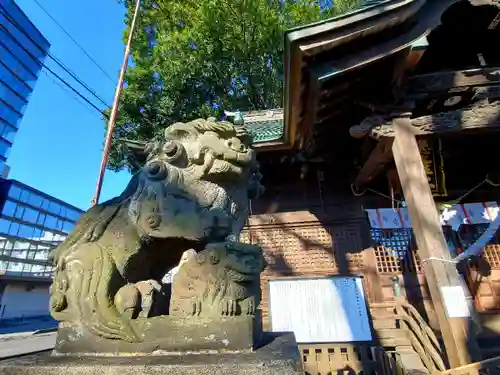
[350,183,405,207]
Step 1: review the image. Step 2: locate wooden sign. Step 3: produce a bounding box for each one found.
[417,137,447,197]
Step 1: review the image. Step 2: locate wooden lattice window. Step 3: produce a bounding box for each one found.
[241,223,364,274]
[371,229,422,274]
[483,245,500,269]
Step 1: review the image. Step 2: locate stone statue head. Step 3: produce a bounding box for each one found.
[124,118,264,243]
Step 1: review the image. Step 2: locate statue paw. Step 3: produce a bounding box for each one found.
[115,280,164,319]
[191,298,202,316]
[135,280,162,318]
[244,299,255,315]
[115,284,141,319]
[220,298,238,316]
[87,312,140,342]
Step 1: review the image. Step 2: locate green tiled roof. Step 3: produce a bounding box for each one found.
[244,119,284,143]
[234,109,285,143]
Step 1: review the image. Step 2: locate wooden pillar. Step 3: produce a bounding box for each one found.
[391,116,480,368]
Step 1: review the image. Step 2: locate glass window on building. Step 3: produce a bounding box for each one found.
[1,199,16,217]
[0,38,37,88]
[48,201,61,216]
[44,214,57,229]
[0,99,22,128]
[53,233,65,242]
[0,137,11,160]
[32,227,42,240]
[0,120,17,143]
[22,206,38,224]
[55,218,64,231]
[1,1,50,57]
[35,246,49,261]
[27,248,36,259]
[0,79,26,114]
[17,224,34,239]
[36,213,45,226]
[7,184,21,200]
[40,229,53,242]
[8,221,19,236]
[22,263,32,273]
[27,192,42,208]
[31,264,44,275]
[19,188,30,203]
[14,204,23,219]
[11,241,29,259]
[66,209,80,222]
[7,261,22,272]
[0,218,10,233]
[40,198,49,211]
[62,220,74,233]
[0,61,31,98]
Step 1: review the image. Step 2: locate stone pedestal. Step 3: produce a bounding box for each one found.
[54,315,263,355]
[0,333,303,375]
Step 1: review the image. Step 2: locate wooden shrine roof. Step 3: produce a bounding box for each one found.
[252,0,500,200]
[277,0,500,156]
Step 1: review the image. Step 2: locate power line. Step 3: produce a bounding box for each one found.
[41,68,106,120]
[46,51,111,108]
[29,0,116,85]
[0,5,111,109]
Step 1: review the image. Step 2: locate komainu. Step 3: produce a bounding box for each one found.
[49,118,265,342]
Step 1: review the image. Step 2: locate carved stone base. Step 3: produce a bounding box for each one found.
[0,333,303,375]
[53,314,263,355]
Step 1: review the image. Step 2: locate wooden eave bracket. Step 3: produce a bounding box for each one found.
[353,137,394,192]
[350,101,500,139]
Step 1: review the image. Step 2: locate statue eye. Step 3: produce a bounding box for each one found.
[226,139,246,152]
[145,161,167,180]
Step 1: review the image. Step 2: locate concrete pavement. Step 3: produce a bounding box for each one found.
[0,332,56,358]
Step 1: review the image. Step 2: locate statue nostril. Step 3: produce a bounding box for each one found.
[163,141,178,157]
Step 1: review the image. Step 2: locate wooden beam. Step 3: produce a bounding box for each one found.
[392,117,481,368]
[405,67,500,94]
[300,74,320,150]
[350,101,500,138]
[353,138,394,191]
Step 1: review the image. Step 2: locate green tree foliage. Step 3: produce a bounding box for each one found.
[109,0,362,171]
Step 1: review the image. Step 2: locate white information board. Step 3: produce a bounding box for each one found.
[441,286,470,318]
[268,277,372,343]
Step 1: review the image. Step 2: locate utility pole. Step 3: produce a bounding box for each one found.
[91,0,141,207]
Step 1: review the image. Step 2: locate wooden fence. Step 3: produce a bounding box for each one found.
[299,343,409,375]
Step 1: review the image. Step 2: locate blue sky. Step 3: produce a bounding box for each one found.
[8,0,132,211]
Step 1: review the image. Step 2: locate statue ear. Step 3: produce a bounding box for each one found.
[118,138,151,168]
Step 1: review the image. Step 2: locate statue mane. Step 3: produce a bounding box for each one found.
[49,173,142,264]
[166,119,252,146]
